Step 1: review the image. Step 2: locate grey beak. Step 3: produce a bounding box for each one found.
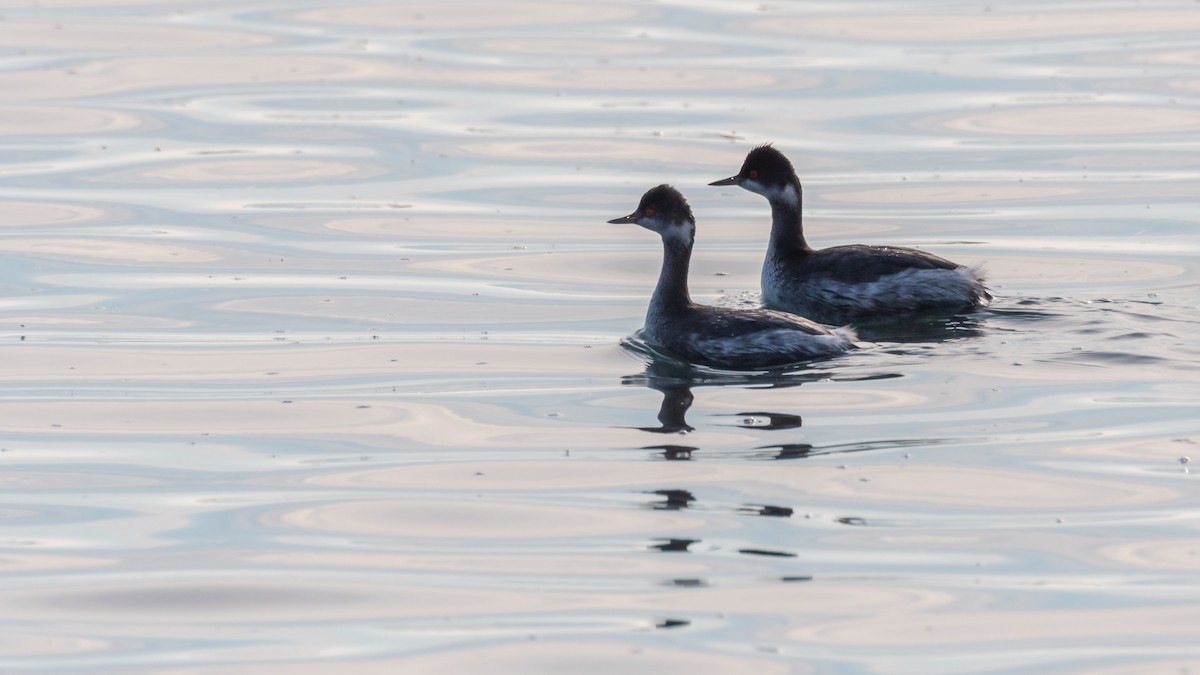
[709,176,740,186]
[607,214,637,224]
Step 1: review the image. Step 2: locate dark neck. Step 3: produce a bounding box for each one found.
[767,180,811,254]
[649,234,693,316]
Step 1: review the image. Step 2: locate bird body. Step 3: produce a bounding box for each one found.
[712,145,991,324]
[609,185,856,370]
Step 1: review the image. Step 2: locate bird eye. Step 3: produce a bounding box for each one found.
[644,207,655,217]
[749,170,758,179]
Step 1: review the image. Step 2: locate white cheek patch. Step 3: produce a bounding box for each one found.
[742,180,799,205]
[661,222,693,245]
[741,178,768,197]
[778,183,800,206]
[637,216,665,233]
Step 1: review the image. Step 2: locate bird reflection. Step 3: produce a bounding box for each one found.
[762,443,814,460]
[647,489,696,510]
[643,444,696,461]
[854,311,985,343]
[649,538,698,552]
[717,411,802,431]
[738,504,794,517]
[621,357,809,437]
[620,346,907,461]
[631,370,695,434]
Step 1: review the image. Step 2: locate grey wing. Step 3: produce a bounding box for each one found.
[695,307,830,338]
[807,245,962,284]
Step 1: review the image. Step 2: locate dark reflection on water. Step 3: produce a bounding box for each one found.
[739,504,794,518]
[738,548,797,558]
[622,352,921,461]
[760,443,814,460]
[837,517,870,527]
[644,444,697,461]
[742,437,944,462]
[629,374,695,434]
[646,437,947,462]
[853,311,987,343]
[646,489,696,510]
[662,579,707,588]
[621,347,893,416]
[620,353,814,435]
[717,411,803,430]
[648,538,698,553]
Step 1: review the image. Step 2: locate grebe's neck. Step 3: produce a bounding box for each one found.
[649,228,693,320]
[767,181,811,255]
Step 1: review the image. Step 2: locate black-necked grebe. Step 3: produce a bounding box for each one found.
[609,184,856,369]
[711,145,992,324]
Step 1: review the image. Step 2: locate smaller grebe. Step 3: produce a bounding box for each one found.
[609,185,856,370]
[711,145,992,324]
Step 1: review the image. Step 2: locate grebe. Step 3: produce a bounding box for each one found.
[609,184,856,370]
[711,145,991,324]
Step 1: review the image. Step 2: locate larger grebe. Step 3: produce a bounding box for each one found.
[609,185,856,370]
[711,145,991,324]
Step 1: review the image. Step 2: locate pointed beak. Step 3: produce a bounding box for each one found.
[607,214,637,224]
[709,175,740,187]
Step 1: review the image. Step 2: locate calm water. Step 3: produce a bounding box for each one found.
[2,1,1199,672]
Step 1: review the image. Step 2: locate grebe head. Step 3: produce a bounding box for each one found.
[710,144,800,205]
[608,184,695,244]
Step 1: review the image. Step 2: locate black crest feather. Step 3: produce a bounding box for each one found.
[637,184,695,224]
[738,144,798,187]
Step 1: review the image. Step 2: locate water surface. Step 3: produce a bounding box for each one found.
[1,1,1199,672]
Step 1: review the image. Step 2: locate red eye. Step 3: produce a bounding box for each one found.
[749,170,758,179]
[644,207,655,217]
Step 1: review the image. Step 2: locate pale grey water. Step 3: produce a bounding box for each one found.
[1,1,1199,673]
